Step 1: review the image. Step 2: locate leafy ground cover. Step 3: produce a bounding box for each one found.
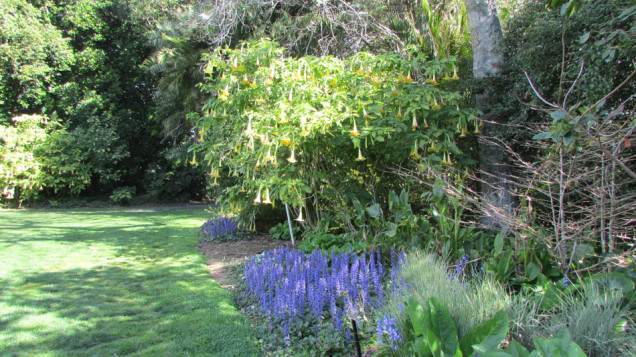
[0,207,259,356]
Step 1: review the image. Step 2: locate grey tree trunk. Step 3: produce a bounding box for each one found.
[465,0,514,229]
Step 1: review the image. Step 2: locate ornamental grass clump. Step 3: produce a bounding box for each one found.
[200,217,240,242]
[377,251,512,355]
[243,247,403,354]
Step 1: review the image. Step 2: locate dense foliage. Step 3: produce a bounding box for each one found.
[0,0,205,206]
[196,39,477,229]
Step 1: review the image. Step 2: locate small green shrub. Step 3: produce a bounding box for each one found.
[109,186,135,205]
[268,221,300,241]
[514,275,635,357]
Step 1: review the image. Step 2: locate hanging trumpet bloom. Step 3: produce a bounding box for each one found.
[432,98,441,111]
[350,119,360,136]
[265,148,275,162]
[356,147,366,161]
[254,189,262,204]
[426,75,440,86]
[395,107,403,119]
[412,113,419,130]
[287,148,297,163]
[410,140,421,160]
[451,67,460,80]
[262,188,272,204]
[473,119,482,134]
[295,208,305,222]
[405,71,414,83]
[189,154,197,165]
[245,117,255,136]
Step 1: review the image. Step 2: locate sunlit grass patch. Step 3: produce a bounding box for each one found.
[0,207,259,356]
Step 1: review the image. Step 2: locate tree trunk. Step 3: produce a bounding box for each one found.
[465,0,514,229]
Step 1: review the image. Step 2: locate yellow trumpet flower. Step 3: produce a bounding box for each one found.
[356,147,366,161]
[265,148,275,162]
[395,107,403,119]
[426,75,440,86]
[254,189,262,204]
[262,188,272,204]
[412,113,419,131]
[287,148,297,163]
[410,141,421,160]
[295,208,305,222]
[405,71,414,83]
[281,138,292,146]
[245,117,255,136]
[432,98,441,111]
[350,120,360,136]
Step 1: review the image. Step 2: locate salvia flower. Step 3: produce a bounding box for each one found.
[377,314,402,351]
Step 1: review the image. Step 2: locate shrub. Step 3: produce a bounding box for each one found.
[268,221,300,241]
[109,186,136,205]
[514,277,635,357]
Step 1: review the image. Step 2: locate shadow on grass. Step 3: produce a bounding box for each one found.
[0,264,259,356]
[0,208,260,356]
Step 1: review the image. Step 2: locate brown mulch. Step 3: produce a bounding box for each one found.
[197,233,292,287]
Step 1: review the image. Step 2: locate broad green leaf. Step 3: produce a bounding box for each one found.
[407,297,428,336]
[507,340,531,357]
[428,298,460,357]
[366,203,382,219]
[459,310,509,356]
[415,336,434,357]
[525,262,541,281]
[549,109,567,122]
[385,222,398,237]
[425,329,442,357]
[494,232,504,256]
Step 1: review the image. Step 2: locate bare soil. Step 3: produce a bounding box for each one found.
[197,233,292,287]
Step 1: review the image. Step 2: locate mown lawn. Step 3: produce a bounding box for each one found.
[0,207,260,356]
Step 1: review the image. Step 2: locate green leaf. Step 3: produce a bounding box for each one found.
[385,222,398,237]
[494,232,504,256]
[459,310,509,356]
[549,109,567,122]
[532,132,553,141]
[578,32,590,44]
[366,203,383,219]
[407,297,429,337]
[415,336,434,357]
[507,340,531,357]
[428,298,460,357]
[525,262,541,282]
[425,329,442,357]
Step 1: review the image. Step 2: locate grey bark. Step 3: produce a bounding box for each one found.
[465,0,514,229]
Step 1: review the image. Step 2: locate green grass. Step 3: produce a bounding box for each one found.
[0,207,260,356]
